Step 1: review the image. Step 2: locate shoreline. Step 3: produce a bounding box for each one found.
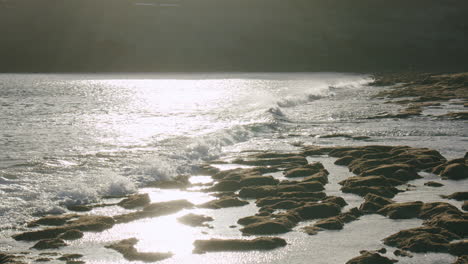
[1,72,467,264]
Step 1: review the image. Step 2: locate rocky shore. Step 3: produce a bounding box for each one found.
[1,72,467,263]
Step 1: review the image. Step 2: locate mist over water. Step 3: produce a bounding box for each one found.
[0,72,466,230]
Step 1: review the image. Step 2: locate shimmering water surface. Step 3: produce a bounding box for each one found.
[0,73,466,263]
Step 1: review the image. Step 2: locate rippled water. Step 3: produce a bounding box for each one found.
[0,73,466,263]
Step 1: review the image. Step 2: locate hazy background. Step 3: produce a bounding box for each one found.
[1,0,468,72]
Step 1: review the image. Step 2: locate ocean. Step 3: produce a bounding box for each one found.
[0,73,466,263]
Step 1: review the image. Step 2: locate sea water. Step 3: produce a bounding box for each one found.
[0,73,466,263]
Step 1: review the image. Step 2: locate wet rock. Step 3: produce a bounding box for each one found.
[302,226,322,235]
[393,249,413,258]
[118,193,151,209]
[237,216,271,226]
[359,193,394,214]
[335,156,355,166]
[279,191,327,200]
[29,215,77,227]
[58,229,83,240]
[322,196,347,207]
[32,238,67,250]
[441,192,468,201]
[36,257,52,262]
[196,165,220,176]
[449,240,468,256]
[314,217,344,230]
[383,226,459,253]
[424,181,444,187]
[345,251,397,264]
[239,186,277,198]
[378,201,423,219]
[424,214,468,237]
[57,254,83,261]
[66,205,92,212]
[14,215,115,241]
[340,175,398,189]
[0,253,24,264]
[198,197,248,209]
[209,180,241,192]
[114,200,193,224]
[462,201,468,211]
[293,202,341,220]
[240,220,292,235]
[360,164,420,181]
[193,237,287,253]
[284,162,324,178]
[302,169,329,184]
[453,255,468,264]
[341,185,399,198]
[106,238,172,262]
[177,213,213,227]
[440,163,468,180]
[419,202,463,219]
[234,155,307,167]
[239,176,279,187]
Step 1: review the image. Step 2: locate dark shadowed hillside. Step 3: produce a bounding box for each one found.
[1,0,468,72]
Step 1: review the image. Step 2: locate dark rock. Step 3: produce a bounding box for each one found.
[198,197,248,209]
[335,156,355,166]
[359,193,394,214]
[378,201,423,219]
[240,221,291,235]
[302,169,329,184]
[106,238,172,262]
[114,200,193,224]
[424,181,444,187]
[239,186,277,198]
[449,240,468,256]
[424,214,468,237]
[314,217,344,230]
[360,164,420,181]
[118,193,151,209]
[341,185,399,198]
[302,226,322,235]
[284,162,324,178]
[57,254,83,261]
[196,165,220,176]
[29,215,77,227]
[453,255,468,264]
[383,226,459,253]
[193,237,287,253]
[239,176,279,187]
[66,205,92,212]
[35,257,52,262]
[442,192,468,201]
[209,180,241,192]
[339,175,397,188]
[237,216,271,226]
[462,201,468,211]
[345,251,396,264]
[177,214,213,227]
[441,163,468,180]
[234,156,307,167]
[58,229,83,240]
[393,249,413,258]
[279,191,326,200]
[322,196,347,207]
[419,202,463,219]
[14,215,115,241]
[32,238,67,250]
[293,202,341,220]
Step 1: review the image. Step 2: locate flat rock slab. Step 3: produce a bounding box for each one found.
[193,237,287,253]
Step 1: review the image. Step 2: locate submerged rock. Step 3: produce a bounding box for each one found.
[177,214,213,227]
[114,200,193,224]
[106,238,172,262]
[193,237,287,253]
[118,193,151,209]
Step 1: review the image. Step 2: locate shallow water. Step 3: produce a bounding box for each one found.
[0,73,466,263]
